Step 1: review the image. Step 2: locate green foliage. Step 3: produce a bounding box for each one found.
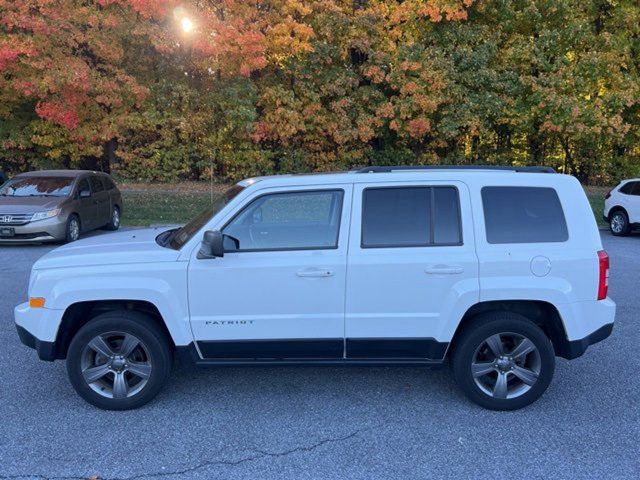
[0,0,639,184]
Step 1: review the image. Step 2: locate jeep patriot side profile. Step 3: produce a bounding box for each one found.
[15,166,616,410]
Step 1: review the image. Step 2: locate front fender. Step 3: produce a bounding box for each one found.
[29,262,193,346]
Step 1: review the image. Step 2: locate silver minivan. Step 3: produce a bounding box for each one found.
[0,170,122,243]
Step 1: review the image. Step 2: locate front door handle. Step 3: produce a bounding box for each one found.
[425,265,464,275]
[296,268,334,278]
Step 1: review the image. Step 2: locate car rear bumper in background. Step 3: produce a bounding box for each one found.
[0,216,67,243]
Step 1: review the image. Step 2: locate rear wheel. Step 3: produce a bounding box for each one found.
[66,311,172,410]
[452,312,555,410]
[609,210,630,236]
[64,215,81,243]
[104,206,121,231]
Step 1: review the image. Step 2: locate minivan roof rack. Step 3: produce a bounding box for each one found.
[353,165,556,174]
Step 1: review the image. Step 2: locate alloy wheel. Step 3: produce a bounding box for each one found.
[112,208,120,228]
[471,332,541,400]
[610,213,625,234]
[80,331,152,399]
[69,219,80,241]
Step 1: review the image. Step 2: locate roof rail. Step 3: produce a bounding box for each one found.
[353,165,556,174]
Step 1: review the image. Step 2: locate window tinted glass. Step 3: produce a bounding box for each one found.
[223,190,343,251]
[433,187,462,244]
[90,176,104,193]
[102,176,116,190]
[482,187,568,244]
[362,188,431,247]
[620,181,639,195]
[0,176,74,197]
[77,178,90,195]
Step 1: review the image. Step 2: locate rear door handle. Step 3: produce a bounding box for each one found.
[425,265,464,275]
[296,268,334,278]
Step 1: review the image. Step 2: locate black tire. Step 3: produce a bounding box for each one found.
[104,205,121,231]
[64,214,81,243]
[451,312,555,411]
[66,311,173,410]
[609,209,631,236]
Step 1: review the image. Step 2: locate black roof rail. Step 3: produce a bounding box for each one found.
[353,165,556,174]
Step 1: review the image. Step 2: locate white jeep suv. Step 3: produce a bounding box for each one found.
[15,166,616,411]
[604,178,640,236]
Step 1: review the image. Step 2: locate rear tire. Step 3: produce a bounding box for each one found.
[66,311,173,410]
[609,210,630,236]
[64,215,81,243]
[104,206,121,231]
[452,312,555,410]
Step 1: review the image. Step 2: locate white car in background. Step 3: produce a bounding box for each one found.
[604,179,640,236]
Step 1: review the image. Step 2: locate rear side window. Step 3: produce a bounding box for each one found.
[90,176,105,193]
[361,186,462,248]
[102,176,116,190]
[481,187,568,244]
[619,181,639,195]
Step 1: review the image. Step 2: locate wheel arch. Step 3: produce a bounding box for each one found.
[448,300,574,359]
[607,205,628,220]
[53,300,175,359]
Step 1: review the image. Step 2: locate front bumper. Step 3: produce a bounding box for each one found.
[14,302,65,360]
[0,216,67,243]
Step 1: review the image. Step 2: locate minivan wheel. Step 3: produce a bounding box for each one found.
[65,215,81,243]
[105,206,120,231]
[609,210,630,236]
[66,311,172,410]
[452,312,555,410]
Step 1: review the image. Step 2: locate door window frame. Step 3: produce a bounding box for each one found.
[221,188,346,253]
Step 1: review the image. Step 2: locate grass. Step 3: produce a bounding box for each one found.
[120,187,608,228]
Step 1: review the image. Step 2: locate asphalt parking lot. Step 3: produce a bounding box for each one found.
[1,232,638,480]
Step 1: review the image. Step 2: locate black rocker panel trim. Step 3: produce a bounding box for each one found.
[346,338,448,360]
[196,338,343,359]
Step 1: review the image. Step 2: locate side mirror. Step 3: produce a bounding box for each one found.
[197,230,225,259]
[79,189,91,198]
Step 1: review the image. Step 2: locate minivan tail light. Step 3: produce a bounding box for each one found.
[597,250,609,300]
[604,190,612,199]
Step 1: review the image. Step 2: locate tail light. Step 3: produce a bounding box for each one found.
[597,250,609,300]
[604,190,612,199]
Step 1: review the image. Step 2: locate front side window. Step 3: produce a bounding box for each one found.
[0,176,75,197]
[482,186,568,244]
[223,190,344,251]
[76,178,91,195]
[361,186,462,248]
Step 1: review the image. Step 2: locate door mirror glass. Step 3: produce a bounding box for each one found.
[79,189,91,198]
[197,230,225,259]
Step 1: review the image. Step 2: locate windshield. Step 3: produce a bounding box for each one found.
[0,176,75,197]
[166,184,246,250]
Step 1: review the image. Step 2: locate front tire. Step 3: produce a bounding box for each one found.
[64,214,81,243]
[66,311,173,410]
[609,210,630,236]
[452,312,555,410]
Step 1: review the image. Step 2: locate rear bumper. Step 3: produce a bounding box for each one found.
[562,323,614,360]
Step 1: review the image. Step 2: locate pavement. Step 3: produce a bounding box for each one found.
[0,232,638,480]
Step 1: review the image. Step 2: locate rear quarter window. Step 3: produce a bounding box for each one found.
[481,186,568,244]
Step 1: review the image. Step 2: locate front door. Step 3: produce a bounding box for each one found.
[75,177,97,230]
[345,181,479,360]
[89,176,110,226]
[188,185,352,360]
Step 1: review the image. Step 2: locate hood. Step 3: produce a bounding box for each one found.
[33,227,182,270]
[0,196,67,213]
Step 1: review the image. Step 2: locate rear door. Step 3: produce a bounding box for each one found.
[345,181,479,360]
[627,182,640,223]
[89,175,110,226]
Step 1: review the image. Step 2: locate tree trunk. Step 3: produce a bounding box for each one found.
[102,138,117,173]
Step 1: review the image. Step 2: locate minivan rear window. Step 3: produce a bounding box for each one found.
[481,187,568,244]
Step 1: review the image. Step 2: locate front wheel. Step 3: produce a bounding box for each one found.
[66,311,173,410]
[452,312,555,410]
[64,215,81,243]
